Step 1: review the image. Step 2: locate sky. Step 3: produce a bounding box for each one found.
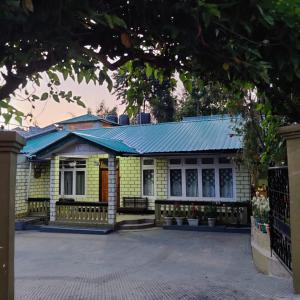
[9,74,126,129]
[6,72,184,130]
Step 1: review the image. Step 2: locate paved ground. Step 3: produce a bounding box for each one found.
[15,229,293,300]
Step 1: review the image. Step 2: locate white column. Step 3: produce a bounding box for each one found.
[49,156,59,222]
[108,154,117,226]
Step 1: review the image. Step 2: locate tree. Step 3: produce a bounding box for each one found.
[95,100,117,117]
[113,66,177,122]
[176,80,229,120]
[1,0,300,123]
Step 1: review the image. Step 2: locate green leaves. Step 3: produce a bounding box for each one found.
[40,92,48,101]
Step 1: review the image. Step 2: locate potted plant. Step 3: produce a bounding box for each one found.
[187,204,199,226]
[206,206,217,227]
[174,203,185,225]
[164,212,173,226]
[252,194,270,234]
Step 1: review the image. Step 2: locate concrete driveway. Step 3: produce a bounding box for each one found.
[15,229,293,300]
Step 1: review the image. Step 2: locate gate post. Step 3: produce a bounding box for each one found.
[280,124,300,294]
[0,131,25,300]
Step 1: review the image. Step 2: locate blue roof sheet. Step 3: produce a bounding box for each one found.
[58,114,118,125]
[21,115,242,156]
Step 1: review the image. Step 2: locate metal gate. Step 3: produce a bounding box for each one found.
[268,166,292,271]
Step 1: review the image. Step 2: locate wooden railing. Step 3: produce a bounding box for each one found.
[56,201,108,225]
[155,200,251,226]
[28,198,50,218]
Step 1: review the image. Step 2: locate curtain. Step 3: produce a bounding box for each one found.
[143,169,154,196]
[186,169,198,197]
[64,171,73,195]
[202,169,215,197]
[219,168,233,198]
[170,169,182,196]
[76,171,85,195]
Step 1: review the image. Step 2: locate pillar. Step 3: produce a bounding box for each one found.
[280,124,300,294]
[108,154,117,226]
[0,131,25,300]
[49,156,59,222]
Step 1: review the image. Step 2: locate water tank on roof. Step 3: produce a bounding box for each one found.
[119,114,129,125]
[105,114,118,124]
[136,112,151,124]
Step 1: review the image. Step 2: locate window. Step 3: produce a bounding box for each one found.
[186,169,198,197]
[202,169,215,197]
[143,169,154,196]
[219,168,233,198]
[59,160,86,196]
[219,157,231,164]
[142,159,155,196]
[170,158,181,165]
[170,169,182,196]
[202,157,214,164]
[168,156,235,200]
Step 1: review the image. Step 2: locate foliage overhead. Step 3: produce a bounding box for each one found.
[1,0,300,122]
[113,66,177,122]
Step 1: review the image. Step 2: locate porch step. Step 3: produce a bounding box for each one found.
[117,219,155,230]
[38,225,113,235]
[15,217,46,231]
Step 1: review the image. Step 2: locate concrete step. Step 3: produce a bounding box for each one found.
[38,225,113,235]
[15,217,45,230]
[117,219,155,230]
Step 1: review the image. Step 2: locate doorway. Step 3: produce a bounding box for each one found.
[99,159,120,207]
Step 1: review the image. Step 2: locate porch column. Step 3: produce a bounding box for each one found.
[108,154,117,226]
[0,131,25,300]
[50,156,59,222]
[280,124,300,294]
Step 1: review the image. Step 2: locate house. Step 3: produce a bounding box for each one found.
[15,114,251,227]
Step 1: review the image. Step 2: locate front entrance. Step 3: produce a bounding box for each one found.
[99,159,120,207]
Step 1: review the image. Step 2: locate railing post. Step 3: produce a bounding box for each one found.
[280,125,300,294]
[0,131,25,300]
[108,154,117,227]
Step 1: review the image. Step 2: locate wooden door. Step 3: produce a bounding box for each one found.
[99,167,120,207]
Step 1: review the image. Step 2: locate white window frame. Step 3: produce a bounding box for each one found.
[59,159,86,197]
[168,156,236,202]
[141,158,156,198]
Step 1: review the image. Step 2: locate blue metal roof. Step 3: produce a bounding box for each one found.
[58,114,118,125]
[22,115,242,156]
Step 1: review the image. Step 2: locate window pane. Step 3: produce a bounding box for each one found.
[202,158,214,164]
[143,169,154,196]
[219,157,231,164]
[170,159,181,165]
[186,169,198,197]
[76,171,85,195]
[170,169,182,196]
[143,159,154,166]
[185,158,197,165]
[64,171,73,195]
[219,168,233,198]
[202,169,215,197]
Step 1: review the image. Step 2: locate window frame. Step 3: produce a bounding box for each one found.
[167,156,236,201]
[59,159,87,197]
[141,158,156,198]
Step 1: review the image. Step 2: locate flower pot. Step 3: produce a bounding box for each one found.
[164,217,173,226]
[187,218,198,226]
[175,217,184,226]
[207,218,216,227]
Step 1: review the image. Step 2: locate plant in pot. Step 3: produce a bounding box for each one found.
[164,212,174,226]
[206,206,217,227]
[174,203,185,225]
[187,204,199,226]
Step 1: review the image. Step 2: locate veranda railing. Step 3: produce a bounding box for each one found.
[56,201,108,225]
[155,200,251,226]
